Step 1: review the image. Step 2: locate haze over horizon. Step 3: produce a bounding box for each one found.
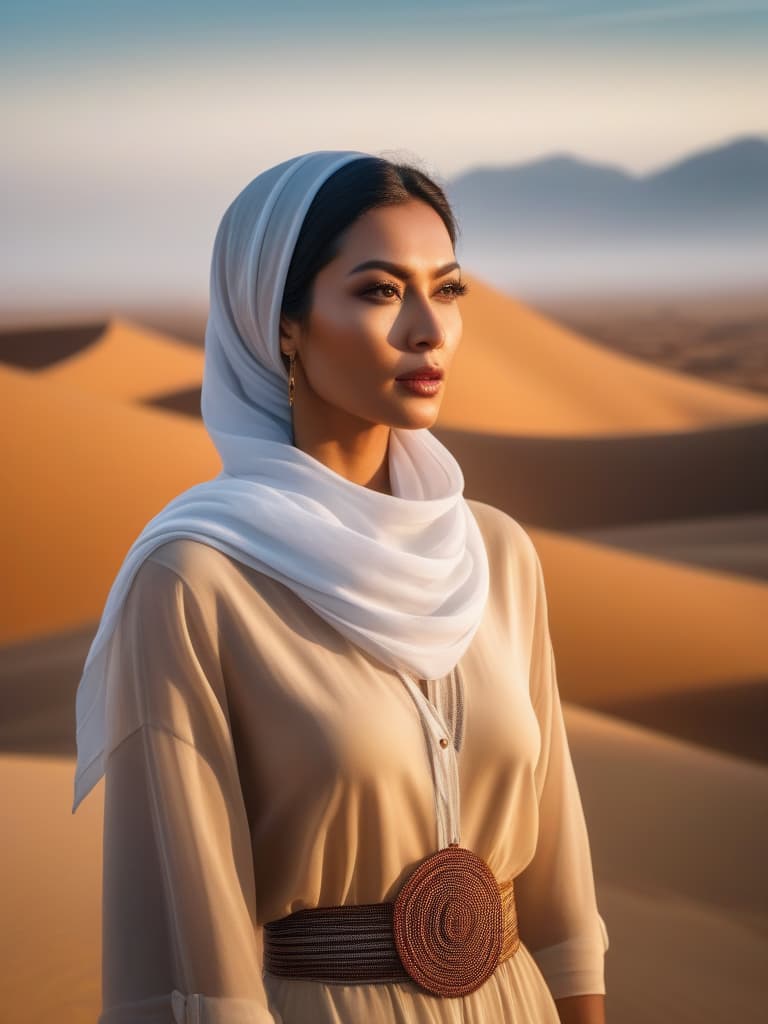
[3,0,767,308]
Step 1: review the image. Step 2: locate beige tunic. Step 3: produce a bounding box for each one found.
[98,499,608,1023]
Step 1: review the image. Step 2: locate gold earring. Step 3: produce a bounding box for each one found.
[288,352,296,407]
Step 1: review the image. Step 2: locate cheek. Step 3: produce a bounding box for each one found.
[443,312,463,357]
[305,307,395,382]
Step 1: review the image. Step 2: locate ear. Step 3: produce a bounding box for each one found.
[279,313,298,353]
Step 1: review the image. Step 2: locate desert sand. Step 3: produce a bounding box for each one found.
[568,707,768,1024]
[568,513,768,581]
[0,363,219,643]
[2,279,766,1023]
[439,276,768,435]
[39,319,204,401]
[533,285,768,397]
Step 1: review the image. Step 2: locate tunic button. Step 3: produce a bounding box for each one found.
[439,737,449,748]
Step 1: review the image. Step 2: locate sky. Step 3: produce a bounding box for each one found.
[2,0,767,310]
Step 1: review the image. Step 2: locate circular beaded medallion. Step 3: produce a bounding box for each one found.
[392,844,504,997]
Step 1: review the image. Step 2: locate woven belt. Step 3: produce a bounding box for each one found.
[263,844,520,997]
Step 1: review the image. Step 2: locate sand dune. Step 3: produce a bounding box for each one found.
[567,705,768,928]
[0,624,93,757]
[38,318,204,401]
[566,705,768,1024]
[526,524,767,704]
[436,421,768,529]
[0,754,102,1022]
[595,879,766,1024]
[590,679,767,765]
[0,364,220,644]
[439,276,768,435]
[570,513,768,582]
[534,285,768,399]
[2,706,764,1024]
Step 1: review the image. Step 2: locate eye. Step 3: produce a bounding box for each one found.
[362,281,402,301]
[437,280,469,300]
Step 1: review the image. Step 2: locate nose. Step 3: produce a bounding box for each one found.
[404,292,446,351]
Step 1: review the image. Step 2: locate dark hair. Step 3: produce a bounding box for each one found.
[280,157,458,358]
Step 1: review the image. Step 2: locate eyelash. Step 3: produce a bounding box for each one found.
[363,280,469,301]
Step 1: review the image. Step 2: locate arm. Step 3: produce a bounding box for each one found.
[99,555,281,1023]
[513,545,609,1017]
[554,993,606,1024]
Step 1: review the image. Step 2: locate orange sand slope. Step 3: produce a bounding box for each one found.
[566,706,768,1024]
[0,364,220,644]
[38,319,204,401]
[440,277,768,435]
[2,706,765,1024]
[527,524,767,704]
[0,755,102,1022]
[569,513,768,582]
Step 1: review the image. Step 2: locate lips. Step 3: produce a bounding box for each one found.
[395,367,444,381]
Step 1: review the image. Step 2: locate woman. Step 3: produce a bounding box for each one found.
[73,150,609,1024]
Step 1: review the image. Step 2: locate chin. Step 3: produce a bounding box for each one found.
[355,391,444,431]
[391,405,442,431]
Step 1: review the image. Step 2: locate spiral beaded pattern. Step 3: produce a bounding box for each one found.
[392,844,504,997]
[263,848,520,996]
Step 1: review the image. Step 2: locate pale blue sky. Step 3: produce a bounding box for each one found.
[4,1,768,53]
[2,0,766,309]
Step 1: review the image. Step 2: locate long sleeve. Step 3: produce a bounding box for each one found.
[513,544,609,1000]
[98,554,281,1023]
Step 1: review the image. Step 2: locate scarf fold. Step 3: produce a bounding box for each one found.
[72,150,490,813]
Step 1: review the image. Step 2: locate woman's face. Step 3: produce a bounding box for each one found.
[279,198,466,433]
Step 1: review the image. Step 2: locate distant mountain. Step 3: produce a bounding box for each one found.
[446,135,768,295]
[643,136,768,202]
[448,154,637,241]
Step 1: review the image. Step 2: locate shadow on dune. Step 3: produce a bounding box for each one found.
[143,390,768,530]
[145,385,202,417]
[0,626,93,758]
[0,324,106,369]
[590,679,768,764]
[433,423,768,529]
[568,514,768,582]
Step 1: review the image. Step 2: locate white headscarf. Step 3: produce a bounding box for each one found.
[72,150,490,813]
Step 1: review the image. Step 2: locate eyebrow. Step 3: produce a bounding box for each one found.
[347,259,461,279]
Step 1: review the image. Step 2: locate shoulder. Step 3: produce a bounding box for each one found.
[465,498,547,618]
[465,498,541,571]
[123,539,249,621]
[466,499,548,659]
[144,537,236,586]
[137,537,291,615]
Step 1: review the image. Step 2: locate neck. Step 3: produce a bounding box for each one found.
[291,401,393,496]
